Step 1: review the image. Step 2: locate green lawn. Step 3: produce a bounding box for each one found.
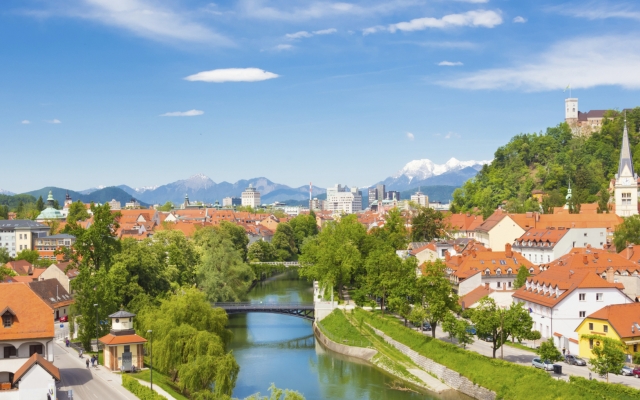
[317,309,371,347]
[130,369,189,400]
[504,341,536,353]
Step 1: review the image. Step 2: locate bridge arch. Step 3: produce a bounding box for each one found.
[214,303,314,321]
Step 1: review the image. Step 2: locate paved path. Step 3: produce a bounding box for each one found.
[407,320,640,389]
[136,379,176,400]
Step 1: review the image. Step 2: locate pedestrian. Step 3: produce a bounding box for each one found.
[86,358,90,369]
[589,372,592,380]
[91,356,95,367]
[562,347,566,356]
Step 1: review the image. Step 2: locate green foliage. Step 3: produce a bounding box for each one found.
[288,213,318,251]
[0,247,10,264]
[513,266,530,289]
[451,111,640,217]
[0,265,16,280]
[0,204,8,219]
[151,230,199,287]
[471,298,533,358]
[585,335,627,382]
[272,222,298,261]
[369,208,408,250]
[67,200,90,224]
[247,241,279,262]
[138,289,237,397]
[130,369,189,400]
[194,228,255,302]
[418,260,459,337]
[317,309,371,347]
[410,206,447,242]
[569,375,640,400]
[15,249,40,264]
[537,338,563,362]
[613,215,640,252]
[242,384,305,400]
[122,374,167,400]
[217,221,250,262]
[0,194,37,212]
[36,196,44,212]
[157,201,174,212]
[633,352,640,364]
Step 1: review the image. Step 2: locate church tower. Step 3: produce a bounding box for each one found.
[615,119,638,217]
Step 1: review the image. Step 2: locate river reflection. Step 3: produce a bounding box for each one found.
[228,271,470,400]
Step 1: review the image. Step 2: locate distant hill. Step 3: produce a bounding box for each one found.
[23,186,148,207]
[0,193,37,208]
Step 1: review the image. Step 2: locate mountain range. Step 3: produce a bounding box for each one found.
[13,157,489,206]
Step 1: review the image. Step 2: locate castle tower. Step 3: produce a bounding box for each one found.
[614,119,638,217]
[565,98,578,121]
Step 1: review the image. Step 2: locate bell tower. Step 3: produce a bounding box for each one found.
[615,119,638,216]
[565,98,578,121]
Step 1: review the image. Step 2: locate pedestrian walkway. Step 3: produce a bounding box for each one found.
[135,378,176,400]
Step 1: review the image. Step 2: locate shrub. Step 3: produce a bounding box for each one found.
[122,374,167,400]
[569,376,640,400]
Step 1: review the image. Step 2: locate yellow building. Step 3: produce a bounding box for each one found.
[99,310,147,372]
[574,303,640,359]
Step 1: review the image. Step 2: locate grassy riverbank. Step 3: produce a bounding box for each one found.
[317,309,371,347]
[130,369,189,400]
[354,308,640,400]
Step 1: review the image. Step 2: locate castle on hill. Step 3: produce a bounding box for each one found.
[564,98,606,136]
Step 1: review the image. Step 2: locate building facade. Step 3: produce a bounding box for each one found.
[0,220,49,258]
[325,184,362,214]
[222,197,241,207]
[512,227,607,265]
[410,190,428,207]
[614,120,638,217]
[241,185,261,208]
[99,310,147,372]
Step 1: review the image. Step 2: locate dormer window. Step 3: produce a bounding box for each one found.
[3,313,12,328]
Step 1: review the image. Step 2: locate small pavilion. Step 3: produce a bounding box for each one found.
[98,310,147,372]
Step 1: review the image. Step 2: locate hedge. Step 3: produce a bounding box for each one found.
[122,374,167,400]
[569,376,640,400]
[354,308,638,400]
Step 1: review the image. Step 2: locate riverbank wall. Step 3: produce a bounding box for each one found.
[369,325,497,400]
[312,322,377,361]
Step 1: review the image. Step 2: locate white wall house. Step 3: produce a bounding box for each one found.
[513,268,632,355]
[475,212,526,251]
[512,227,607,265]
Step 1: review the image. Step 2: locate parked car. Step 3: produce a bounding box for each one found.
[466,325,477,335]
[632,366,640,378]
[480,333,494,342]
[59,315,69,322]
[422,322,432,331]
[532,357,555,371]
[621,366,634,376]
[564,355,586,366]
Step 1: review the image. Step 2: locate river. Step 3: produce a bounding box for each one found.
[228,271,469,400]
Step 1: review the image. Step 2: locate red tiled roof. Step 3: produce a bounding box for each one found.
[99,333,147,345]
[12,353,60,383]
[0,283,54,340]
[459,285,494,308]
[586,303,640,339]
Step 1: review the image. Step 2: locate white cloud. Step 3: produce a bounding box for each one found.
[160,110,204,117]
[21,120,31,124]
[285,31,313,39]
[185,68,280,83]
[438,35,640,91]
[550,2,640,21]
[239,0,418,21]
[406,132,415,140]
[46,119,62,124]
[313,28,337,35]
[41,0,231,45]
[444,132,460,139]
[513,16,526,23]
[274,44,293,50]
[363,10,503,34]
[438,61,463,66]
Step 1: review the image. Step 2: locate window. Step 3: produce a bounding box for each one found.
[508,281,512,288]
[622,192,632,204]
[485,269,490,275]
[603,325,608,333]
[29,344,43,356]
[579,293,586,301]
[596,293,603,301]
[3,346,16,359]
[589,322,594,330]
[584,233,587,237]
[589,339,594,349]
[635,344,638,353]
[579,311,586,318]
[2,314,12,328]
[497,282,501,288]
[496,269,502,275]
[124,345,130,353]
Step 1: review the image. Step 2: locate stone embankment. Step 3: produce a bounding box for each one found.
[369,325,497,400]
[312,322,377,361]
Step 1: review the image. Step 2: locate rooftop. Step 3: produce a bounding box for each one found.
[585,303,640,338]
[0,283,54,340]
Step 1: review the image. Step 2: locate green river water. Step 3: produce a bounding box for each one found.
[228,271,470,400]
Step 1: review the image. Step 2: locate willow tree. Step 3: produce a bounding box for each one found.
[138,288,238,398]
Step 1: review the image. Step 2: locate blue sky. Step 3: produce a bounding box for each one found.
[2,0,640,193]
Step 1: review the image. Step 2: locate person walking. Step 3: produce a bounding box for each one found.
[86,358,90,369]
[562,347,566,356]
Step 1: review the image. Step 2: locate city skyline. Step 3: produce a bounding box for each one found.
[3,0,640,192]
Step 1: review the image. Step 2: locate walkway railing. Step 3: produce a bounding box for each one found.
[250,261,301,267]
[214,302,315,321]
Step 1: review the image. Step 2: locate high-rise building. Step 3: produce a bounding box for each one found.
[222,197,241,207]
[376,184,386,203]
[368,187,378,206]
[411,190,428,207]
[241,184,261,208]
[325,184,362,214]
[386,191,400,201]
[615,120,638,217]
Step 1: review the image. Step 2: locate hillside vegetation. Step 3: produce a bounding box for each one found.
[451,108,640,218]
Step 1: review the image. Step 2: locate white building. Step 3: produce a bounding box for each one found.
[108,199,121,211]
[125,198,141,209]
[0,220,49,258]
[614,120,638,217]
[222,197,241,207]
[410,190,428,207]
[0,283,60,398]
[512,227,607,265]
[241,184,261,208]
[325,184,362,214]
[513,268,632,354]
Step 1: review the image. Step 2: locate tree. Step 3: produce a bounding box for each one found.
[272,222,298,261]
[247,240,278,262]
[442,311,457,341]
[471,299,534,358]
[194,228,255,302]
[36,196,44,212]
[410,206,447,242]
[504,302,535,343]
[138,289,238,398]
[0,265,16,281]
[218,221,249,261]
[15,249,39,264]
[409,305,427,332]
[0,247,11,264]
[613,215,640,252]
[454,319,474,349]
[513,266,530,289]
[66,200,90,224]
[587,336,627,383]
[151,230,199,287]
[418,260,459,338]
[289,213,318,251]
[471,297,501,358]
[537,338,563,363]
[243,384,305,400]
[370,208,408,250]
[157,201,174,212]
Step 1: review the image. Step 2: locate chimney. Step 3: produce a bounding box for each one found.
[485,283,490,289]
[505,243,513,258]
[606,267,615,283]
[445,251,451,262]
[594,252,599,260]
[627,244,634,260]
[471,249,477,258]
[583,255,588,265]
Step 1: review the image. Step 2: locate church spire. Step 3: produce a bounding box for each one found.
[617,118,636,179]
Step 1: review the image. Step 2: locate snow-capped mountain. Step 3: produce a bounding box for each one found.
[378,157,491,191]
[78,185,106,195]
[0,189,14,195]
[133,185,159,193]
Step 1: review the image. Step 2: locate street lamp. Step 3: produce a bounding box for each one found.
[147,330,153,391]
[93,304,99,354]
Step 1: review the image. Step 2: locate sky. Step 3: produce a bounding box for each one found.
[2,0,640,193]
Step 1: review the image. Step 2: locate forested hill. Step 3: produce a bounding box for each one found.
[451,108,640,218]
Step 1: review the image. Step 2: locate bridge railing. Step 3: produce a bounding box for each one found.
[249,261,301,266]
[213,302,314,310]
